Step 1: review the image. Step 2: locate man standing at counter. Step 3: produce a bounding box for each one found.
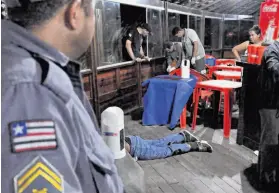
[257,34,279,190]
[172,27,206,72]
[124,23,152,62]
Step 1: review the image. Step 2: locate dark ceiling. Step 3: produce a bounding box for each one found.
[164,0,264,15]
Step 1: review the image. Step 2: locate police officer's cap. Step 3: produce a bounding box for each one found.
[6,0,44,8]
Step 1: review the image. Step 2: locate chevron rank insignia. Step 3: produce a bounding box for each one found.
[14,156,64,193]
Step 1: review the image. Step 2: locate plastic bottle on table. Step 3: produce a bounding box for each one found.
[181,59,190,78]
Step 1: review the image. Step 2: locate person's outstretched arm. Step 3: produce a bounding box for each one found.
[232,41,249,61]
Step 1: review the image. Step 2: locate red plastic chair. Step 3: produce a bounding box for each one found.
[215,59,236,66]
[206,59,240,79]
[169,68,213,129]
[170,68,213,101]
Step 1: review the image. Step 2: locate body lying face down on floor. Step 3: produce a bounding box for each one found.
[123,130,213,160]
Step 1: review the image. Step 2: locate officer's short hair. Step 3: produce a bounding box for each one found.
[172,27,182,36]
[8,0,92,28]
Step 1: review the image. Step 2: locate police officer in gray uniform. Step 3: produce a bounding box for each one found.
[2,0,124,193]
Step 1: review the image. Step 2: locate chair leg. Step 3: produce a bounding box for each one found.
[219,93,223,112]
[192,88,200,130]
[211,90,220,129]
[180,106,187,129]
[193,88,196,104]
[223,90,232,138]
[209,69,213,79]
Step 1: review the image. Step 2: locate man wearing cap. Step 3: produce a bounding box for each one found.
[172,26,206,72]
[124,23,152,62]
[2,0,123,193]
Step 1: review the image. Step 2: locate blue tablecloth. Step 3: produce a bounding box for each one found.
[142,75,197,129]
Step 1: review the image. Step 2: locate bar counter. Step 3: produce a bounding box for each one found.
[236,61,261,150]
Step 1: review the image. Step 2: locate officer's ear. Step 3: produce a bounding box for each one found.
[65,0,84,30]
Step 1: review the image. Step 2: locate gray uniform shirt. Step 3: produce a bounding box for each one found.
[1,20,123,193]
[182,28,205,59]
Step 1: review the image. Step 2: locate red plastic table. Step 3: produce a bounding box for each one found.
[192,80,242,138]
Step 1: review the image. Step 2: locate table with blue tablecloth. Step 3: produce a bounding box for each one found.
[142,75,197,129]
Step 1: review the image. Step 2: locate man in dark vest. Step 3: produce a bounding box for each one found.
[123,23,152,62]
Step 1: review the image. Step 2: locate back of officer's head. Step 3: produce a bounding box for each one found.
[8,0,95,59]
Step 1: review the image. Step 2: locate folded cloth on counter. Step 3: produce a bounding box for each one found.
[142,75,197,129]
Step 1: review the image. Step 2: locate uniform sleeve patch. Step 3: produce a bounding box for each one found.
[128,33,132,37]
[14,156,64,193]
[9,120,58,153]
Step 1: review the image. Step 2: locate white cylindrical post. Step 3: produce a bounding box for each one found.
[101,106,126,159]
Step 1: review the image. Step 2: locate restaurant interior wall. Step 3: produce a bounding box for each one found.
[80,0,256,120]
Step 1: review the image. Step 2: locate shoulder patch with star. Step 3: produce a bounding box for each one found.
[14,156,64,193]
[9,120,58,153]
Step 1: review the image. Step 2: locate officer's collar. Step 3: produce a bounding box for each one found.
[2,20,69,67]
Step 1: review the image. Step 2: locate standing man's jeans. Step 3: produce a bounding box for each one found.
[127,133,191,160]
[193,57,205,72]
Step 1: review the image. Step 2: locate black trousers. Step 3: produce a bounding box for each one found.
[258,109,279,188]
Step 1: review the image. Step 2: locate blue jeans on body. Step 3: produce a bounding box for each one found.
[128,133,191,160]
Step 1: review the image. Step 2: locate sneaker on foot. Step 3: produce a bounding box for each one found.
[197,140,213,153]
[180,130,198,142]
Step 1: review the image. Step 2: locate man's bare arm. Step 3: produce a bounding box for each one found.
[193,41,199,57]
[126,40,136,60]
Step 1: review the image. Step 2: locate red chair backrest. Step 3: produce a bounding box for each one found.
[205,54,215,59]
[169,69,181,76]
[215,59,236,66]
[190,69,210,82]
